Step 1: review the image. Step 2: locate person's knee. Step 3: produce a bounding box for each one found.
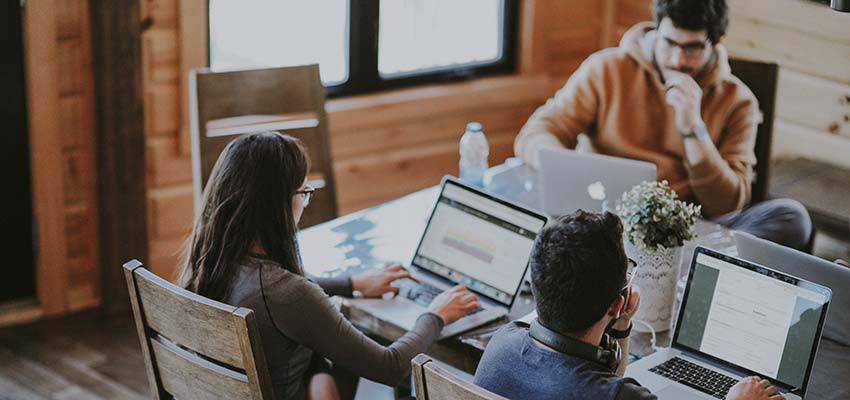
[765,199,813,250]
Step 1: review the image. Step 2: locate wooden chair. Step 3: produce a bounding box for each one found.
[189,64,338,228]
[123,259,274,399]
[412,354,508,400]
[728,58,779,205]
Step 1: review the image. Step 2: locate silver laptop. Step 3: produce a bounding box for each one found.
[626,247,831,400]
[353,177,548,339]
[538,147,657,215]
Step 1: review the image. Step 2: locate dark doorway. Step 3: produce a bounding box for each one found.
[0,2,37,303]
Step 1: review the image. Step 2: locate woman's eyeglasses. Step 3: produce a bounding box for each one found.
[296,186,317,207]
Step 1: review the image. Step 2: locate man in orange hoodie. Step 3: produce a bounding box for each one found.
[516,0,812,251]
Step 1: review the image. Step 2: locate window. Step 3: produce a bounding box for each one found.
[208,1,518,97]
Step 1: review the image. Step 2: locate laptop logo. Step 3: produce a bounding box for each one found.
[587,181,606,201]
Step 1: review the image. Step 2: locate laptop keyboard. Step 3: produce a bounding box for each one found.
[399,281,483,316]
[650,357,738,399]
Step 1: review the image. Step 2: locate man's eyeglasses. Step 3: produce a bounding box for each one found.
[660,36,710,59]
[295,186,317,207]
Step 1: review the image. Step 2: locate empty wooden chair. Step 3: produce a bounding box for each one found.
[123,259,274,399]
[412,354,508,400]
[189,64,338,227]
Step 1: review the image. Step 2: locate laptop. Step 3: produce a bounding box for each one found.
[626,247,831,400]
[538,147,657,215]
[735,231,850,345]
[353,177,548,339]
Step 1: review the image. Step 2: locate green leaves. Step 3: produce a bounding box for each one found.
[616,180,701,251]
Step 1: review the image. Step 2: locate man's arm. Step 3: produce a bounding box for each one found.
[666,71,757,217]
[515,57,601,169]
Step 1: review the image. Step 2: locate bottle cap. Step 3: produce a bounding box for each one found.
[466,122,483,132]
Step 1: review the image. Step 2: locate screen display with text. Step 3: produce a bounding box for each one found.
[676,253,828,389]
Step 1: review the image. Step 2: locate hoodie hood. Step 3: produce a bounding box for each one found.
[620,21,732,89]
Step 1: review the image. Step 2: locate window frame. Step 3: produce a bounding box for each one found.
[207,0,520,98]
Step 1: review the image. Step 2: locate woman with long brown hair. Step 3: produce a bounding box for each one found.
[177,132,478,400]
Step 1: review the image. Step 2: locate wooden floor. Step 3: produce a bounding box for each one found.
[0,310,395,400]
[0,310,148,400]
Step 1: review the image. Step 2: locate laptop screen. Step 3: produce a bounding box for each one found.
[674,249,831,392]
[412,180,546,307]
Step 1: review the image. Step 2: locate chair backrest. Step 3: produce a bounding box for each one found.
[123,259,274,400]
[728,58,779,205]
[412,354,508,400]
[189,64,338,227]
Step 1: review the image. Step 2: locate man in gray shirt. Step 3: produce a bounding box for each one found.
[474,211,783,400]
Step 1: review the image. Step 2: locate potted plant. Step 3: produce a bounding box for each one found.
[616,180,701,332]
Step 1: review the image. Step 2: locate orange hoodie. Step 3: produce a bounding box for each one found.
[515,22,760,218]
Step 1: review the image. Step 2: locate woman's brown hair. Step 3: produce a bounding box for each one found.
[177,131,309,301]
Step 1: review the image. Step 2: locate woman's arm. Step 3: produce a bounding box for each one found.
[270,276,443,386]
[310,275,353,298]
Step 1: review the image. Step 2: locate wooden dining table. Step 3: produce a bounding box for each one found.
[298,161,738,374]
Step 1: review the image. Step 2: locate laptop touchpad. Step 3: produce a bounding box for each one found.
[656,385,706,399]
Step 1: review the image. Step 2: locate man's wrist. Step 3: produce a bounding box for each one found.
[611,318,632,332]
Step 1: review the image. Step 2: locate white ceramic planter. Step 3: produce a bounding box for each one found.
[625,240,683,333]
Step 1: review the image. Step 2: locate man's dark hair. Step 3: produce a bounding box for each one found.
[530,210,628,334]
[653,0,729,44]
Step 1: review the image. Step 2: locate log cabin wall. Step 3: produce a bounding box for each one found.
[5,0,101,326]
[17,0,102,323]
[58,0,102,313]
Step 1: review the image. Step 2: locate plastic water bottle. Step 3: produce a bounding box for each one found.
[459,122,489,187]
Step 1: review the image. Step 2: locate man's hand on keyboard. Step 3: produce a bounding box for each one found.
[350,264,415,298]
[427,285,480,325]
[726,377,784,400]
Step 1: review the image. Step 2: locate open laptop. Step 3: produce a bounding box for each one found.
[626,247,831,400]
[353,177,548,339]
[538,147,657,215]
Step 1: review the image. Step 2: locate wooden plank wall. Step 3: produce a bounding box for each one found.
[56,0,101,312]
[139,0,608,278]
[616,0,850,168]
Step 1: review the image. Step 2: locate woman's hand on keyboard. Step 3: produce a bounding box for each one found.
[726,377,784,400]
[427,285,480,325]
[350,264,415,298]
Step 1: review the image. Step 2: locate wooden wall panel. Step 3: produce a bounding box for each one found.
[776,69,850,139]
[14,0,101,320]
[148,185,194,239]
[144,83,180,136]
[56,0,82,40]
[142,0,179,29]
[57,39,83,96]
[725,19,850,85]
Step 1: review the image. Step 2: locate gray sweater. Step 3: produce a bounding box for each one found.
[225,256,444,400]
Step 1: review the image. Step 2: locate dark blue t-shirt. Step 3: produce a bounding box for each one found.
[474,322,656,400]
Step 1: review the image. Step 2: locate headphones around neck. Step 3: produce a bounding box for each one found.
[528,318,621,372]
